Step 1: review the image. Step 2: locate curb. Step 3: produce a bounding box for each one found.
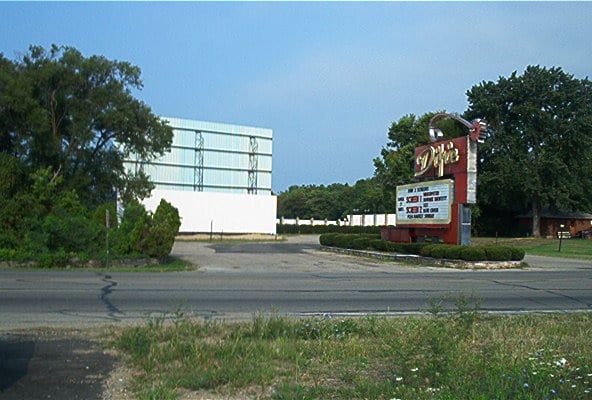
[319,246,522,270]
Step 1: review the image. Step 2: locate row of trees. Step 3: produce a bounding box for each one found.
[277,178,389,221]
[280,66,592,236]
[0,45,180,265]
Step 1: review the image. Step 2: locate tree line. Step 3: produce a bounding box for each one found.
[2,45,591,244]
[277,178,389,222]
[279,66,592,236]
[0,45,179,265]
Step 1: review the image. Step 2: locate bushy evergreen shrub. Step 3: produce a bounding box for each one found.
[420,244,437,257]
[319,233,339,246]
[351,237,370,250]
[421,244,471,260]
[510,247,526,261]
[319,234,525,263]
[111,200,149,255]
[429,244,448,258]
[399,243,428,255]
[484,246,513,261]
[370,239,389,251]
[460,246,488,261]
[443,245,464,260]
[334,234,354,249]
[385,241,402,252]
[138,199,181,260]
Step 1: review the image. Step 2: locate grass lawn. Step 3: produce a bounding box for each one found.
[473,236,592,260]
[6,256,196,272]
[92,257,196,272]
[111,310,592,400]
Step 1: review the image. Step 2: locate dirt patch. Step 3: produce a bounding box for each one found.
[101,357,138,400]
[176,233,282,241]
[431,259,524,269]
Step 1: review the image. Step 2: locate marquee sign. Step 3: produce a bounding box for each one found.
[415,141,460,177]
[396,179,453,225]
[414,136,477,204]
[383,113,486,245]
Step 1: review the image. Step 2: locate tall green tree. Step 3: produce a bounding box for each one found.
[373,113,431,197]
[0,44,173,206]
[373,112,465,208]
[466,65,592,237]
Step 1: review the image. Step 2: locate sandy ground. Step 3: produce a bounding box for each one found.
[175,233,282,241]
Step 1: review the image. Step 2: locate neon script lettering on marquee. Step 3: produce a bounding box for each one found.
[415,141,460,177]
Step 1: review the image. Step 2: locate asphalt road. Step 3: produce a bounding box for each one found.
[1,235,591,399]
[0,235,591,330]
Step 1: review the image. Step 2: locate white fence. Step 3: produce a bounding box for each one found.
[277,214,396,227]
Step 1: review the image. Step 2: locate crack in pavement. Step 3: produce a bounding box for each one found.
[97,273,123,319]
[492,280,592,308]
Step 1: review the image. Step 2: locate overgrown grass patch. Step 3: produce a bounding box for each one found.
[473,237,592,260]
[111,309,592,400]
[96,256,195,272]
[1,255,195,272]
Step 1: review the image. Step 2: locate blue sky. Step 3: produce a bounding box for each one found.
[1,2,591,193]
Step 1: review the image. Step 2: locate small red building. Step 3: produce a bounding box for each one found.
[516,208,592,238]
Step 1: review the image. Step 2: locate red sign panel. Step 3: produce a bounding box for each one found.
[414,136,469,178]
[414,136,477,204]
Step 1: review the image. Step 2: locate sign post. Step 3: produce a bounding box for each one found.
[558,224,565,252]
[105,208,110,267]
[382,113,487,245]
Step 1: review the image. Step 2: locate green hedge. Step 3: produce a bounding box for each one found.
[350,237,371,250]
[322,235,429,255]
[321,234,525,261]
[369,240,427,255]
[460,246,488,261]
[369,239,390,252]
[319,233,339,246]
[509,247,526,261]
[321,233,380,249]
[484,246,513,261]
